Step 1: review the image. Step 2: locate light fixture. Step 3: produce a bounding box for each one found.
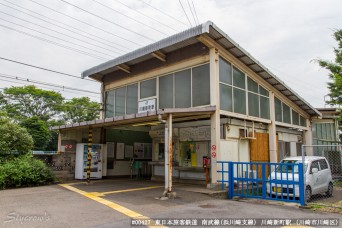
[132,121,161,127]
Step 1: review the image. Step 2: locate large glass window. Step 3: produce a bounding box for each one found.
[220,84,232,112]
[140,78,156,99]
[159,74,173,109]
[175,69,191,108]
[282,103,291,124]
[292,110,299,126]
[233,67,245,89]
[219,57,232,85]
[105,90,114,118]
[260,96,269,119]
[275,97,282,122]
[115,87,126,116]
[233,88,246,114]
[192,64,210,107]
[248,92,259,117]
[126,84,138,114]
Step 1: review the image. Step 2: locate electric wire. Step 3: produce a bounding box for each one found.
[178,0,192,27]
[27,0,142,46]
[0,73,100,95]
[59,0,155,42]
[138,0,190,28]
[0,23,110,61]
[113,0,180,33]
[0,1,130,52]
[0,57,97,82]
[186,0,197,26]
[0,17,117,58]
[0,11,124,55]
[91,0,169,36]
[191,0,200,25]
[0,78,101,99]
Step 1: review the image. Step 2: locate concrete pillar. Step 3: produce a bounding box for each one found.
[304,119,313,155]
[268,91,277,162]
[209,47,220,183]
[57,130,62,153]
[168,114,173,193]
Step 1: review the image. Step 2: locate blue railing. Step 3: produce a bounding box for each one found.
[217,161,305,206]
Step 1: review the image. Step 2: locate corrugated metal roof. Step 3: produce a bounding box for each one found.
[82,21,320,117]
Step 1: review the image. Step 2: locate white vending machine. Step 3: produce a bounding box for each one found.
[75,143,106,179]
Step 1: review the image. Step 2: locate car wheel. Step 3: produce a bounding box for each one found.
[326,182,333,197]
[305,186,312,202]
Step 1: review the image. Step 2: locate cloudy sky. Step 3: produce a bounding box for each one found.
[0,0,341,108]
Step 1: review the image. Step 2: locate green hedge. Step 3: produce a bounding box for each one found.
[0,155,55,189]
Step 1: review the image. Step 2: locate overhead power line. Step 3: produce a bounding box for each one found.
[0,72,100,94]
[191,0,200,25]
[0,78,101,99]
[0,57,97,82]
[0,23,110,61]
[0,11,124,55]
[187,0,197,26]
[59,0,155,42]
[113,0,180,33]
[0,17,117,58]
[1,1,130,52]
[27,0,141,46]
[179,0,192,27]
[138,0,190,28]
[92,0,169,36]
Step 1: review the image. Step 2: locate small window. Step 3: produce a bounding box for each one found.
[140,78,156,99]
[105,90,115,118]
[219,57,232,85]
[233,67,245,89]
[300,115,306,127]
[115,87,126,116]
[126,84,138,114]
[260,96,270,119]
[248,92,259,117]
[319,159,328,170]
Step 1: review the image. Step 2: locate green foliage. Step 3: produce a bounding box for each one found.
[316,29,342,106]
[3,85,64,121]
[0,155,55,189]
[21,116,51,150]
[0,116,33,155]
[62,97,100,124]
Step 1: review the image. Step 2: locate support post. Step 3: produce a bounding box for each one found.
[168,113,173,193]
[304,119,313,155]
[209,47,220,184]
[87,127,93,183]
[164,124,169,192]
[268,91,277,162]
[57,130,62,154]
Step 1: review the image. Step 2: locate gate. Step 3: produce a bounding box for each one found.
[217,161,305,206]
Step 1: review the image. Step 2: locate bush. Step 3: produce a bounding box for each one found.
[0,155,55,190]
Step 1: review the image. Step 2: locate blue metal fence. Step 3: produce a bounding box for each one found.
[217,161,305,206]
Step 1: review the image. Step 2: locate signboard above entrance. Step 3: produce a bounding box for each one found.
[138,99,156,113]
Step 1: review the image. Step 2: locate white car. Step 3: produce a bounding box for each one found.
[266,156,333,201]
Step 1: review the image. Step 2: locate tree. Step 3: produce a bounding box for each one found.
[3,85,64,121]
[62,97,100,124]
[21,116,51,151]
[0,115,34,155]
[317,29,342,106]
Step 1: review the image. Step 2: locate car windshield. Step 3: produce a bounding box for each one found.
[275,160,308,173]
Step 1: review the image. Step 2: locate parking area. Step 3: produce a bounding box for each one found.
[0,179,341,227]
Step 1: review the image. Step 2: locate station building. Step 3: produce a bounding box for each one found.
[51,21,321,183]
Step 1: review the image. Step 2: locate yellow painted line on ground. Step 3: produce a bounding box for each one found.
[97,185,164,196]
[59,183,167,228]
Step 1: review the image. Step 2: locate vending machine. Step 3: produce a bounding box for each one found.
[75,143,105,179]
